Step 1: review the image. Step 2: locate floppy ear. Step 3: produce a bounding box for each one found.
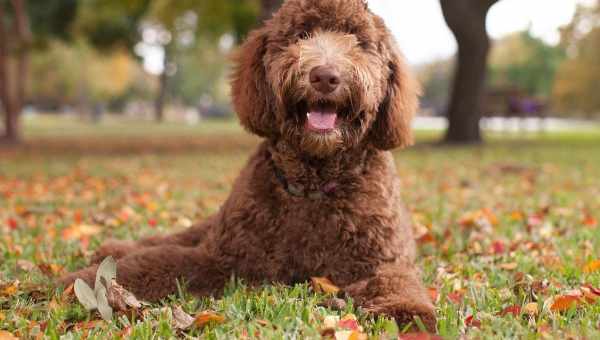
[369,33,419,150]
[231,28,276,137]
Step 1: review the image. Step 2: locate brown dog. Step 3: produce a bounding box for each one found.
[61,0,436,331]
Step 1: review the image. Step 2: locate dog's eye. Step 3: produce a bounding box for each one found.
[359,41,373,50]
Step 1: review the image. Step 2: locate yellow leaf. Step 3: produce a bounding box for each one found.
[61,224,101,241]
[523,302,538,316]
[0,281,19,297]
[0,331,18,340]
[583,259,600,274]
[194,311,226,328]
[311,277,340,294]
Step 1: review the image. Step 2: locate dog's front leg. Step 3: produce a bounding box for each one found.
[90,217,217,264]
[343,263,436,333]
[60,245,226,301]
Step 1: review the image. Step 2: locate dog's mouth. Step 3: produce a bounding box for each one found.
[297,100,349,133]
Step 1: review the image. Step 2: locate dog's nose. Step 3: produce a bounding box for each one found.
[309,65,341,94]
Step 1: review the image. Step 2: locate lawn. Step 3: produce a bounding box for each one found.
[1,116,600,339]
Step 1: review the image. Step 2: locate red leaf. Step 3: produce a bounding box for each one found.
[498,305,521,317]
[337,318,360,331]
[490,240,506,254]
[399,333,443,340]
[465,315,481,328]
[428,287,438,302]
[7,218,18,230]
[447,292,463,304]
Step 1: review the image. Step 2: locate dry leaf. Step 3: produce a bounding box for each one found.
[320,297,347,311]
[311,277,340,294]
[583,259,600,274]
[334,330,367,340]
[523,302,539,316]
[550,295,582,312]
[107,280,141,312]
[0,331,19,340]
[172,306,195,330]
[74,279,98,311]
[0,281,19,297]
[499,262,518,270]
[61,224,101,241]
[399,333,443,340]
[38,263,64,277]
[194,311,226,328]
[15,259,36,272]
[498,305,521,317]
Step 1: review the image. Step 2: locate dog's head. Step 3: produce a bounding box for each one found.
[231,0,418,157]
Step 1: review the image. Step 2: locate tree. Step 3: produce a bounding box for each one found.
[0,0,31,144]
[553,1,600,116]
[440,0,500,144]
[0,0,78,144]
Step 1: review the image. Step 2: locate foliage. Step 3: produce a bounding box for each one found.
[28,40,147,106]
[1,117,600,338]
[489,30,565,98]
[553,1,600,116]
[416,59,453,116]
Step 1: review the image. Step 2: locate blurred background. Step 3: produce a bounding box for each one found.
[0,0,599,145]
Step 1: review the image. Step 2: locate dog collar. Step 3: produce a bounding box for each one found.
[273,165,338,200]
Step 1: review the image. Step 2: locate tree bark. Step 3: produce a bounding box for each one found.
[440,0,499,144]
[0,0,31,144]
[154,48,169,123]
[260,0,283,22]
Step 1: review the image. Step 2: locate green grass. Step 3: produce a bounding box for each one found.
[1,116,600,339]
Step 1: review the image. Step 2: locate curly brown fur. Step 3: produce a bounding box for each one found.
[60,0,435,332]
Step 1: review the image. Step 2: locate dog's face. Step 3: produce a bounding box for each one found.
[232,0,418,158]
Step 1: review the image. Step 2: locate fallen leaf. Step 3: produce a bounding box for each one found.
[311,277,340,295]
[464,315,481,328]
[15,259,36,272]
[447,291,463,304]
[320,297,347,311]
[498,305,521,317]
[38,263,64,277]
[499,262,518,270]
[338,314,360,331]
[0,281,19,297]
[194,311,226,328]
[0,331,19,340]
[61,224,101,241]
[107,280,141,312]
[334,330,367,340]
[172,306,195,330]
[399,333,443,340]
[523,302,539,316]
[550,295,582,312]
[428,287,438,302]
[74,279,98,311]
[96,285,113,321]
[583,259,600,274]
[323,315,340,329]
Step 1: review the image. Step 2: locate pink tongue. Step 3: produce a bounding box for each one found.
[307,111,337,131]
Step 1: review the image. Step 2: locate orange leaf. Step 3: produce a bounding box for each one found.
[194,311,226,328]
[550,295,582,312]
[583,260,600,274]
[338,314,360,331]
[399,333,443,340]
[499,262,518,270]
[447,292,463,304]
[0,330,19,340]
[61,224,101,241]
[428,287,438,302]
[0,281,18,297]
[311,277,340,294]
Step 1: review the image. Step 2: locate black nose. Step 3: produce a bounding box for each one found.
[309,65,341,94]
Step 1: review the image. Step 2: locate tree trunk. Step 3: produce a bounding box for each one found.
[0,0,31,144]
[260,0,283,22]
[440,0,499,144]
[154,49,169,123]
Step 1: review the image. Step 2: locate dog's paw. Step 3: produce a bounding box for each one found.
[90,239,136,264]
[365,299,437,333]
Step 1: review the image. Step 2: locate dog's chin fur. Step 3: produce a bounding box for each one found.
[299,130,342,157]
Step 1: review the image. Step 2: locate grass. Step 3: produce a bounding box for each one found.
[1,116,600,339]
